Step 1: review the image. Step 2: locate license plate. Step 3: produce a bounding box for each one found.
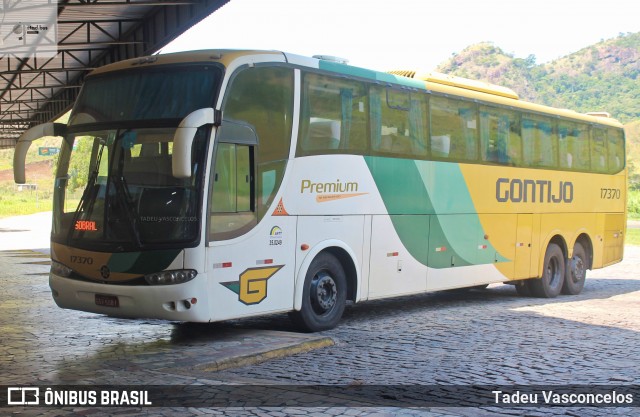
[95,294,119,308]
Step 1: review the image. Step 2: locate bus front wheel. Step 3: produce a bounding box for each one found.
[562,242,587,295]
[290,252,346,332]
[530,243,565,298]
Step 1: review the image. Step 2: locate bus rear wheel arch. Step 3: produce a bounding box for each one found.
[289,252,347,332]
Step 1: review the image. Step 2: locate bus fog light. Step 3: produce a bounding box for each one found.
[51,261,73,277]
[144,269,197,285]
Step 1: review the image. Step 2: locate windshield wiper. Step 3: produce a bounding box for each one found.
[111,171,142,247]
[110,129,143,247]
[68,139,105,242]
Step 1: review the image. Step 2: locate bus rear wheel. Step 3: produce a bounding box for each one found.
[530,243,565,298]
[290,252,346,332]
[562,242,587,295]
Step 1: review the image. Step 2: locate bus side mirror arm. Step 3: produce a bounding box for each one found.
[14,122,66,184]
[172,108,220,179]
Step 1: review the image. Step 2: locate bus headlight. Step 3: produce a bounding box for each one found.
[51,260,73,277]
[144,269,197,285]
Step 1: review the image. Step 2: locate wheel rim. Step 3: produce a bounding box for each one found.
[546,256,561,287]
[571,256,585,284]
[310,271,337,315]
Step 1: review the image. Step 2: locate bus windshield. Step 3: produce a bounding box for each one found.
[52,64,220,251]
[52,127,208,251]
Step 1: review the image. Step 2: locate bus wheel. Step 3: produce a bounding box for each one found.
[290,252,346,332]
[562,242,587,295]
[530,243,565,298]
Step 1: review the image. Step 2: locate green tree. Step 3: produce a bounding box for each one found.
[67,138,93,192]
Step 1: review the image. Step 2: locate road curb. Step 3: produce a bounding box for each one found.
[196,336,335,372]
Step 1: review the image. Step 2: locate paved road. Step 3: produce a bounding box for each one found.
[1,212,639,416]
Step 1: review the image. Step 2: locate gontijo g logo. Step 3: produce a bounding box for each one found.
[221,265,284,305]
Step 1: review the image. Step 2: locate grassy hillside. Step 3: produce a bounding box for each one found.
[437,42,540,102]
[0,137,61,217]
[534,33,640,123]
[437,32,640,123]
[626,120,640,190]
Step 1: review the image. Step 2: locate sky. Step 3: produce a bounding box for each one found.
[162,0,639,72]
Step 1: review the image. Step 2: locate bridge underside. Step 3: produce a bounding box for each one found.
[0,0,230,149]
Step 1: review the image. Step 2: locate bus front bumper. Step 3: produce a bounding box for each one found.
[49,273,211,322]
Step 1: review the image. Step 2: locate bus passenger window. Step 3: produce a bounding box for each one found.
[591,128,608,173]
[558,125,570,169]
[370,86,428,158]
[558,122,590,171]
[430,96,477,161]
[479,106,520,165]
[298,73,368,155]
[522,115,557,168]
[607,128,624,174]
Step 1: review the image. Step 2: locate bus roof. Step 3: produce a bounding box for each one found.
[88,49,624,129]
[389,70,520,100]
[88,49,286,75]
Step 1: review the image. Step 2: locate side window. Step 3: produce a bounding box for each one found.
[430,96,477,161]
[558,121,590,171]
[298,73,368,155]
[221,65,294,222]
[479,106,521,166]
[607,128,624,174]
[591,128,608,173]
[370,86,428,158]
[522,115,557,168]
[209,143,255,241]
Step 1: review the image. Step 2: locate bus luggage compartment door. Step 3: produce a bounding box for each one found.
[514,214,533,279]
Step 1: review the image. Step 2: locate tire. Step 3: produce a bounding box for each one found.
[562,242,587,295]
[530,243,565,298]
[290,252,347,332]
[515,280,533,297]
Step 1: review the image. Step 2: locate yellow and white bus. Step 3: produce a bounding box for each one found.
[14,50,626,331]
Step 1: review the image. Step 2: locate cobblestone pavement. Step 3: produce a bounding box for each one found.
[1,213,639,416]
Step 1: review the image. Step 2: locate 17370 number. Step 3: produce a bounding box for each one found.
[600,188,621,199]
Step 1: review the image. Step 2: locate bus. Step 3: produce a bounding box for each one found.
[14,50,626,332]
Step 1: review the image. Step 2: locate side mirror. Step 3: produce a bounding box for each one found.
[14,123,66,184]
[216,120,259,145]
[172,108,218,178]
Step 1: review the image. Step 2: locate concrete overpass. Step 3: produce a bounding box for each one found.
[0,0,231,149]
